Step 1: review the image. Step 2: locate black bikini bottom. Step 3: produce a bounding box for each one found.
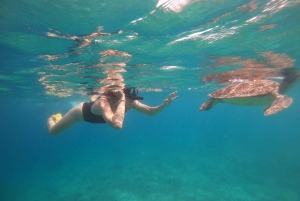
[82,102,106,123]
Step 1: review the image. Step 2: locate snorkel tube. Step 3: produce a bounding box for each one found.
[123,87,144,100]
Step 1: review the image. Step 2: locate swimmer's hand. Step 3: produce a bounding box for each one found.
[164,91,178,106]
[111,89,125,100]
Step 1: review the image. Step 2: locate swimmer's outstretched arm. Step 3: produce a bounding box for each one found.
[132,91,177,116]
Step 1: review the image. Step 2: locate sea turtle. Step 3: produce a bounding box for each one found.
[199,80,293,116]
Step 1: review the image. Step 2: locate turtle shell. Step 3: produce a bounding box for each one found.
[209,80,279,98]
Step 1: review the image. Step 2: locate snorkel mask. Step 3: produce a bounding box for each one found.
[123,87,144,100]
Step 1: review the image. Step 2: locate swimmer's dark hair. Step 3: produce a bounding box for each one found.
[88,87,144,100]
[123,87,144,100]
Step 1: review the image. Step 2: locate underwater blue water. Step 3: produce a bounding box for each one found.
[1,0,300,200]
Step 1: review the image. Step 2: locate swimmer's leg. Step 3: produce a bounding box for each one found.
[48,103,84,135]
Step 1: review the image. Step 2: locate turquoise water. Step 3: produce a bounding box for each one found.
[1,0,300,200]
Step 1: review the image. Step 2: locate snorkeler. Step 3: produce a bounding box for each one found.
[47,87,178,135]
[46,26,112,53]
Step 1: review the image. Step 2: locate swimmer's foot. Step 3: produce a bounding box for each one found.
[51,113,62,123]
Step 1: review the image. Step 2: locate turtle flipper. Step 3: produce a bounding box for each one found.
[199,98,218,111]
[264,95,293,116]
